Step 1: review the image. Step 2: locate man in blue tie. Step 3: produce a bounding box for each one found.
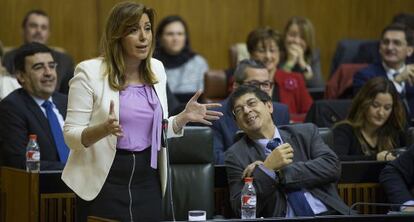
[224,85,351,218]
[0,42,68,170]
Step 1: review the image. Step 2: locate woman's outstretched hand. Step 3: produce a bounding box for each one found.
[173,90,223,132]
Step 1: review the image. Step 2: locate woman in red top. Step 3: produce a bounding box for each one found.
[246,27,313,122]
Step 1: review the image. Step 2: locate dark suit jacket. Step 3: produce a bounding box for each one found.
[224,123,351,218]
[0,88,67,170]
[380,146,414,205]
[211,98,290,164]
[2,48,74,94]
[353,63,414,119]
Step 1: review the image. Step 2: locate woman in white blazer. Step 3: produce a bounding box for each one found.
[61,2,221,221]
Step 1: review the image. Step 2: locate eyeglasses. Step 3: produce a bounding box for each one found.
[243,80,274,90]
[232,98,261,116]
[31,62,58,73]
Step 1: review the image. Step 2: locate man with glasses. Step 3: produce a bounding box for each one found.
[211,59,289,164]
[0,42,68,170]
[353,23,414,119]
[225,85,351,218]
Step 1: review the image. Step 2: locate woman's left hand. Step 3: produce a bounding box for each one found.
[181,90,223,125]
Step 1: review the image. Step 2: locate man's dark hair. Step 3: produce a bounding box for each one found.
[229,85,272,112]
[14,42,52,73]
[381,23,414,46]
[233,59,267,85]
[392,13,414,30]
[22,9,49,28]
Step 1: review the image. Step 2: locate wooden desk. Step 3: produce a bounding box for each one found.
[0,167,75,222]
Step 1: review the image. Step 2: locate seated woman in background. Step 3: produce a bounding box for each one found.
[333,77,407,161]
[246,27,313,122]
[279,16,324,87]
[154,15,208,98]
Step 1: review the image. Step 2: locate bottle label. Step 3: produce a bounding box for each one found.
[242,195,257,205]
[27,151,40,161]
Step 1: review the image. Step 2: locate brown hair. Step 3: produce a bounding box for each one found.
[246,27,281,55]
[100,1,157,90]
[337,77,406,154]
[283,16,316,63]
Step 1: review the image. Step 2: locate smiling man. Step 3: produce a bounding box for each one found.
[224,85,351,218]
[353,23,414,120]
[0,42,68,170]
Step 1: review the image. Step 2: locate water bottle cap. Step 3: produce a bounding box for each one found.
[29,134,37,140]
[244,177,253,183]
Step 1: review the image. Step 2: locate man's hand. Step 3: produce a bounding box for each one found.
[376,150,396,161]
[395,64,414,85]
[402,206,414,212]
[242,161,264,178]
[263,143,294,171]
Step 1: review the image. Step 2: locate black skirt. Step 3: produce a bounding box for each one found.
[76,148,162,222]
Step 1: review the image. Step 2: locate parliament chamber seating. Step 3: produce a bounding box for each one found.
[1,127,412,221]
[163,126,215,221]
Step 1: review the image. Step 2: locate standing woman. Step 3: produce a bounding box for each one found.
[333,77,406,161]
[280,16,324,87]
[62,2,221,221]
[154,15,209,96]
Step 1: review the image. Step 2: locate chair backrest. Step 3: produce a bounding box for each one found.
[203,70,228,103]
[163,126,215,221]
[229,43,250,69]
[305,99,352,128]
[330,39,371,76]
[325,63,368,99]
[318,127,334,150]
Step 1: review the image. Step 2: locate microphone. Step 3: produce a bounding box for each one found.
[162,119,176,221]
[349,202,414,215]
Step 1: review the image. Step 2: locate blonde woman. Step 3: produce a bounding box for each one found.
[280,16,324,87]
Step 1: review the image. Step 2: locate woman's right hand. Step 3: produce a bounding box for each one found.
[104,100,123,137]
[376,150,396,161]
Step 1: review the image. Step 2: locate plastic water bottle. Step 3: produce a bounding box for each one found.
[26,134,40,172]
[241,177,256,219]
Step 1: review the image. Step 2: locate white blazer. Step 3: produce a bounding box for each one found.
[62,58,182,201]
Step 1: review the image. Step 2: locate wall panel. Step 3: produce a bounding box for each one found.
[0,0,99,65]
[0,0,413,75]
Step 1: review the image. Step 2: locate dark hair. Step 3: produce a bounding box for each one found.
[22,9,49,28]
[338,77,406,154]
[381,23,414,46]
[155,15,193,54]
[229,85,272,112]
[392,13,414,30]
[14,42,52,73]
[246,27,281,54]
[233,59,267,84]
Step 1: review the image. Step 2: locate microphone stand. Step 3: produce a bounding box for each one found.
[162,119,176,221]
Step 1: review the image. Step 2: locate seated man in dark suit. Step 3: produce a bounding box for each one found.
[2,9,74,94]
[353,23,414,119]
[211,59,289,164]
[354,13,414,65]
[0,42,69,170]
[380,145,414,212]
[224,85,351,218]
